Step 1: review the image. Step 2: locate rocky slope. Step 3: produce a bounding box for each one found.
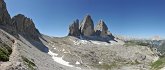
[0,0,164,70]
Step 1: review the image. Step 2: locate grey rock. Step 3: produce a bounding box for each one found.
[0,0,17,38]
[68,19,80,37]
[0,0,11,25]
[95,20,109,37]
[80,15,94,36]
[11,14,40,41]
[67,15,115,41]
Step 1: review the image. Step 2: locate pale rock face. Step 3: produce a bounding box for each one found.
[11,14,40,41]
[0,0,11,25]
[68,19,80,37]
[67,15,115,41]
[80,15,94,36]
[95,20,109,37]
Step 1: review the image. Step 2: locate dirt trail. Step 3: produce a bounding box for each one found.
[0,39,20,70]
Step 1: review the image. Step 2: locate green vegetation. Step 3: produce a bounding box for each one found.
[22,56,36,70]
[0,42,12,61]
[93,62,117,70]
[134,60,140,64]
[151,57,165,70]
[125,60,141,65]
[124,40,150,47]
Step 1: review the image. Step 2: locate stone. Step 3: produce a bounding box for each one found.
[80,15,94,36]
[68,19,80,37]
[0,0,11,25]
[95,20,109,37]
[11,14,40,41]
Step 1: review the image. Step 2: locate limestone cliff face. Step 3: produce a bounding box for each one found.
[11,14,40,41]
[0,0,17,38]
[80,15,95,36]
[68,15,114,41]
[0,0,11,25]
[68,19,80,37]
[0,0,40,41]
[95,20,109,37]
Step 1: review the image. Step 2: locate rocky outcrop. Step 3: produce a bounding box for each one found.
[68,15,114,41]
[68,19,80,37]
[11,14,40,41]
[0,0,11,25]
[0,0,40,41]
[80,15,95,36]
[0,0,17,38]
[95,20,109,37]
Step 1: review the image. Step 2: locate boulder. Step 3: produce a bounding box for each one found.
[68,19,80,37]
[80,15,94,36]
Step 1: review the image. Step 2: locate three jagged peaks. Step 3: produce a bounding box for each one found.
[68,15,114,41]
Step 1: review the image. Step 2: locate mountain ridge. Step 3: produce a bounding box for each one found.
[68,15,115,42]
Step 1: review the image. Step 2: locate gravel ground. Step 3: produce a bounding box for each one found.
[0,29,160,70]
[42,36,159,70]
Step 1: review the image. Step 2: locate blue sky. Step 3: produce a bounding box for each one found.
[5,0,165,38]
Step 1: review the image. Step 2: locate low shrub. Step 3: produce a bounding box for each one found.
[0,43,12,61]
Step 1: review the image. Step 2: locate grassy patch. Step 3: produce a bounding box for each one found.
[124,40,150,47]
[0,43,12,61]
[151,57,165,70]
[21,56,36,70]
[93,62,117,70]
[135,60,140,64]
[125,60,140,65]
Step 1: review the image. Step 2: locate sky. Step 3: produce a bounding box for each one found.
[5,0,165,38]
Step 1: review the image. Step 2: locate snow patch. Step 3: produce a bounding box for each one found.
[48,50,58,56]
[62,49,65,51]
[75,61,80,64]
[99,62,102,64]
[52,56,73,67]
[64,52,69,53]
[80,40,88,44]
[69,38,88,45]
[91,41,109,46]
[48,50,73,67]
[91,41,101,45]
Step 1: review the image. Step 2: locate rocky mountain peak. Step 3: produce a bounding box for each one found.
[80,15,95,36]
[95,19,109,37]
[68,15,114,41]
[0,0,11,25]
[85,14,92,20]
[0,0,40,41]
[11,14,40,41]
[68,19,80,37]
